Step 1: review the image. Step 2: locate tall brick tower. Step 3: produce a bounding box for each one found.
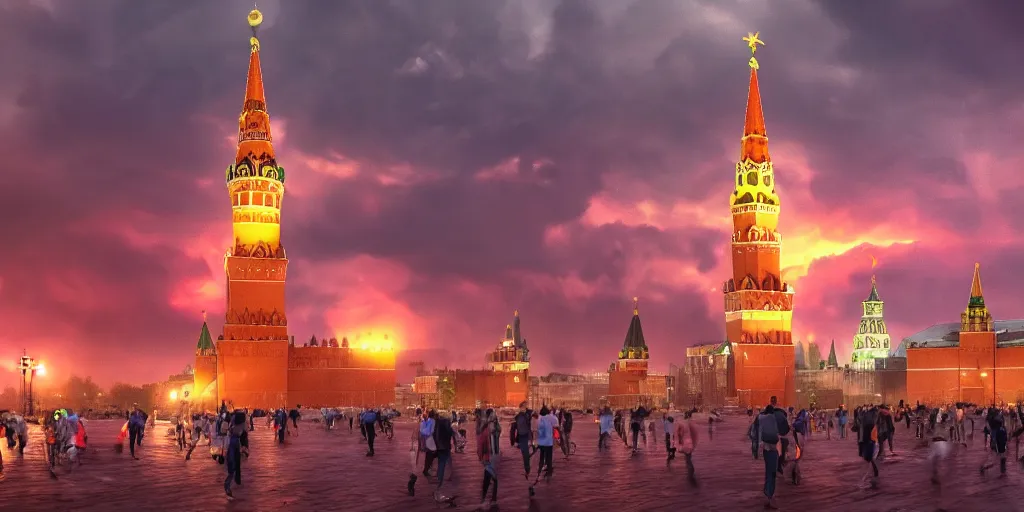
[958,263,995,405]
[608,298,650,408]
[215,7,290,408]
[721,33,795,407]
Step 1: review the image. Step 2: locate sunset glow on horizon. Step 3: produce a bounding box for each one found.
[2,1,1023,390]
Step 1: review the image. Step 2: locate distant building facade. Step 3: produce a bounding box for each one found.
[529,372,610,411]
[905,264,1024,405]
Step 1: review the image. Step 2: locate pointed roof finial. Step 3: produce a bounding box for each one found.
[632,296,639,316]
[742,32,765,69]
[740,32,768,163]
[202,309,208,322]
[514,309,519,317]
[867,275,881,302]
[970,262,984,298]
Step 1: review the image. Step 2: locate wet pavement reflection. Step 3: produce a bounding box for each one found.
[0,414,1016,511]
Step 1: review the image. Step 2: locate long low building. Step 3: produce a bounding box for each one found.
[901,264,1024,405]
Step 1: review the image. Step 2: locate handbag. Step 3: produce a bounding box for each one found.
[425,435,437,452]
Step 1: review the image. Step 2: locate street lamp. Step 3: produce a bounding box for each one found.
[17,352,44,417]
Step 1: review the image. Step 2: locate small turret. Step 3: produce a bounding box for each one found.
[961,263,993,332]
[619,297,649,360]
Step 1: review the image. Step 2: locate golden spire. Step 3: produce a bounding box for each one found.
[970,262,984,298]
[740,32,769,163]
[632,296,639,316]
[514,309,519,317]
[202,310,208,322]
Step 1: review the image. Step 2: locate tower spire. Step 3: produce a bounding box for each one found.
[740,32,768,164]
[867,275,881,302]
[970,262,984,300]
[826,339,838,368]
[962,263,993,332]
[633,296,639,316]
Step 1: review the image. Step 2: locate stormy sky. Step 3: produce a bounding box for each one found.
[2,0,1022,387]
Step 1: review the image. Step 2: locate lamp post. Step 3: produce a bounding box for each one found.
[17,352,43,417]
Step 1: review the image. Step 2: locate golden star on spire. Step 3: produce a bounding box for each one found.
[743,32,765,55]
[743,32,765,69]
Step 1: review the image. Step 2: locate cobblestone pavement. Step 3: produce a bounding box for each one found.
[0,415,1019,511]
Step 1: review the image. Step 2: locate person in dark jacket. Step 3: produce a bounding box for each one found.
[877,405,896,459]
[768,397,790,474]
[224,409,246,498]
[981,408,1008,477]
[433,413,456,498]
[512,402,533,478]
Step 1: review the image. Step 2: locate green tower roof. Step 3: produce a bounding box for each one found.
[196,321,215,353]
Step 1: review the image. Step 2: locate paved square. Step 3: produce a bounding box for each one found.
[0,414,1014,511]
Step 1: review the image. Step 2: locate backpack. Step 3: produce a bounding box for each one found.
[758,414,779,444]
[776,412,791,437]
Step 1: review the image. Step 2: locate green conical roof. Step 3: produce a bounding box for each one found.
[826,339,838,368]
[196,322,215,352]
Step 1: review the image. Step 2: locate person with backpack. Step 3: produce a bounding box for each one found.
[770,398,791,474]
[748,408,760,460]
[757,405,780,509]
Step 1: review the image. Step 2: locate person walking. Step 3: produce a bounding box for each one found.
[476,409,500,509]
[530,405,557,496]
[757,405,780,509]
[675,410,698,485]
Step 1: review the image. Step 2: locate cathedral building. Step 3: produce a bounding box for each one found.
[720,33,795,407]
[193,9,395,410]
[851,276,892,370]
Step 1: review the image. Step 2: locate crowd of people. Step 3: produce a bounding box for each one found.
[8,396,1024,509]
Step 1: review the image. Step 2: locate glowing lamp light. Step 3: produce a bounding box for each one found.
[980,372,989,378]
[35,364,46,377]
[169,390,178,401]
